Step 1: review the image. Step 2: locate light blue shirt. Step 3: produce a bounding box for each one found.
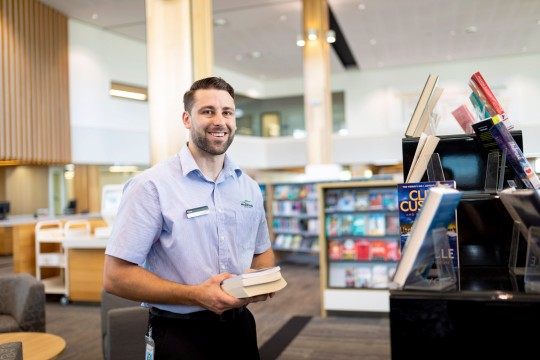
[105,144,271,313]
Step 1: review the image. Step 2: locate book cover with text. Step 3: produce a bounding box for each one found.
[397,181,459,274]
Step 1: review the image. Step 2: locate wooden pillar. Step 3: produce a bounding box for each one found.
[303,0,333,165]
[145,0,214,165]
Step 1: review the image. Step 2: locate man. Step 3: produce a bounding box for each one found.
[103,76,275,359]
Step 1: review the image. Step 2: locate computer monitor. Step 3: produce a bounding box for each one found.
[94,184,124,238]
[0,201,10,220]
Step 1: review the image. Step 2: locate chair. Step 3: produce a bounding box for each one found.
[0,273,46,333]
[0,342,23,360]
[101,290,147,360]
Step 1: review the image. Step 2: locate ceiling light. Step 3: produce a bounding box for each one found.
[326,30,336,43]
[91,13,98,20]
[110,82,148,101]
[369,39,377,45]
[307,29,317,41]
[109,165,139,173]
[296,34,305,47]
[358,4,366,10]
[464,25,478,34]
[449,30,456,36]
[279,15,287,21]
[213,18,228,27]
[250,51,262,59]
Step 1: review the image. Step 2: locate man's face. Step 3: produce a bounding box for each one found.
[184,89,236,156]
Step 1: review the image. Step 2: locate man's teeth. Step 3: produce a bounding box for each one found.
[210,132,225,137]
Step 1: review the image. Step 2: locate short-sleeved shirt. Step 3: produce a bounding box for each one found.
[105,144,271,314]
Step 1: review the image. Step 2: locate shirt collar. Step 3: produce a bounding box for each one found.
[178,143,243,179]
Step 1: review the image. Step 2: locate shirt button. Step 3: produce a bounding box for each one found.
[220,236,224,241]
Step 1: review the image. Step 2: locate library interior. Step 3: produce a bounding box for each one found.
[1,0,540,359]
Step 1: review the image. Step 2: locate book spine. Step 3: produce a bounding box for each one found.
[470,72,514,130]
[489,117,540,189]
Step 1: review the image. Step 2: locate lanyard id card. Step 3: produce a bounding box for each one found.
[145,334,155,360]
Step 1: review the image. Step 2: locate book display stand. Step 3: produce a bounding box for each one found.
[484,149,507,193]
[508,221,526,276]
[525,227,540,292]
[425,153,445,182]
[509,225,540,292]
[403,227,457,291]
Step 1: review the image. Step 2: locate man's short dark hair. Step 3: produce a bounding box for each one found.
[183,77,235,113]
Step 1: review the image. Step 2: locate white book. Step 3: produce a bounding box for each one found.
[221,266,287,298]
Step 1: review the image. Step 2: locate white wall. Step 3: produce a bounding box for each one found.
[68,19,540,168]
[69,20,150,165]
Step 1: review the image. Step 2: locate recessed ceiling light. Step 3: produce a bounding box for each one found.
[358,4,366,10]
[449,30,456,36]
[91,13,98,20]
[464,25,478,34]
[522,47,528,52]
[213,18,228,27]
[250,51,262,59]
[369,39,377,45]
[235,54,243,61]
[279,15,287,21]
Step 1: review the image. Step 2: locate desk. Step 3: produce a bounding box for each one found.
[0,332,66,360]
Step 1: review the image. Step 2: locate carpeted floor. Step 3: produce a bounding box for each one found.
[259,316,312,360]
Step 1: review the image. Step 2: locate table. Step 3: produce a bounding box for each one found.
[0,332,66,360]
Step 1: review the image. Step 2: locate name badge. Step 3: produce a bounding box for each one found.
[186,206,209,218]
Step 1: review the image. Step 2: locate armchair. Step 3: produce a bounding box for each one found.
[101,290,147,360]
[0,273,45,333]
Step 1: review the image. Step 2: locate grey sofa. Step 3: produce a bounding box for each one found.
[101,290,147,360]
[0,273,46,333]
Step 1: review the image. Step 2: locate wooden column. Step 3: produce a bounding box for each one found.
[303,0,333,165]
[145,0,214,165]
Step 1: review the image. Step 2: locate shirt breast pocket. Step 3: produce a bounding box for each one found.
[235,208,261,252]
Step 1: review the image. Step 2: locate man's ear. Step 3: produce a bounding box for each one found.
[182,111,191,129]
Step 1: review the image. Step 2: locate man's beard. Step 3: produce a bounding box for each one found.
[191,128,235,155]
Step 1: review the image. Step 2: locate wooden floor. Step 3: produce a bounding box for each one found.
[0,255,391,359]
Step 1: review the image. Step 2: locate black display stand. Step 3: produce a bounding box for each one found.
[391,131,537,359]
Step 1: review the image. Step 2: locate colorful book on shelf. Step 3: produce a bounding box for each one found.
[469,91,490,121]
[451,104,475,134]
[469,71,513,130]
[405,73,439,138]
[489,115,540,189]
[405,133,441,183]
[392,186,463,290]
[221,266,287,298]
[397,181,459,278]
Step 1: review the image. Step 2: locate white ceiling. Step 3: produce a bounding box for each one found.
[39,0,540,81]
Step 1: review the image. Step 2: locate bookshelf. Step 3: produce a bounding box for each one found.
[318,180,400,315]
[268,182,320,264]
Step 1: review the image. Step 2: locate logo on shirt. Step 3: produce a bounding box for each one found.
[240,199,253,208]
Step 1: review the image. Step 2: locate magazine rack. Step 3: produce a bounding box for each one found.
[403,227,457,291]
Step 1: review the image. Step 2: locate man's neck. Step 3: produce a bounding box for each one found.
[187,143,225,181]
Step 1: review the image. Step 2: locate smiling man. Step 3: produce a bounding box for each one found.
[103,77,275,359]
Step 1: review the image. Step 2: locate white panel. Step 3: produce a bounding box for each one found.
[71,126,150,165]
[324,289,389,313]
